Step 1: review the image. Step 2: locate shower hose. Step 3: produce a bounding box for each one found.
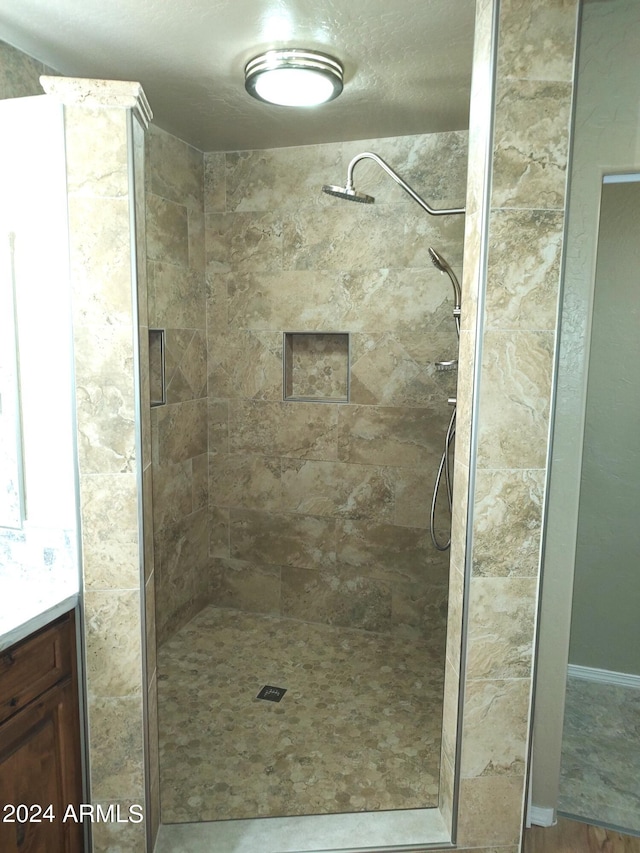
[430,404,456,551]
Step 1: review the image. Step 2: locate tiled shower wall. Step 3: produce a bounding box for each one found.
[205,134,467,645]
[0,40,50,97]
[146,125,209,645]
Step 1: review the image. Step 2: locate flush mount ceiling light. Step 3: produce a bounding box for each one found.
[244,49,344,107]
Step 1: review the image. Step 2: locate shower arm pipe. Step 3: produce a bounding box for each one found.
[345,152,465,216]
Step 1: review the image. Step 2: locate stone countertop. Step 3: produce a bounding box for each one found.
[0,585,79,652]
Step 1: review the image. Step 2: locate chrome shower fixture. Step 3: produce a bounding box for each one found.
[321,184,374,204]
[322,153,465,554]
[428,246,462,335]
[427,246,462,551]
[322,152,465,216]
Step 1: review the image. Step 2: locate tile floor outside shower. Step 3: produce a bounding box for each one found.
[559,675,640,833]
[157,605,445,824]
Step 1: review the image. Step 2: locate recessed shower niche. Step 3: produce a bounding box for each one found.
[149,328,166,407]
[283,332,350,402]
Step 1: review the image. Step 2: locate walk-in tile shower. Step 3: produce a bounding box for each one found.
[148,126,468,822]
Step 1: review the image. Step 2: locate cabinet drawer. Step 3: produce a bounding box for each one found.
[0,615,73,726]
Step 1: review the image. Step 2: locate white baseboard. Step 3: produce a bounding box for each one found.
[567,664,640,689]
[528,805,556,827]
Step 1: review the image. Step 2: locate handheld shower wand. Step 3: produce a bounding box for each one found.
[428,246,461,551]
[322,152,465,216]
[428,246,461,336]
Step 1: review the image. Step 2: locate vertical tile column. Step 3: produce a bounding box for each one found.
[40,77,155,853]
[449,1,580,849]
[438,0,498,833]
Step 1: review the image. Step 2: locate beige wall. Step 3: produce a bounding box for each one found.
[204,133,466,651]
[533,0,640,813]
[570,179,640,674]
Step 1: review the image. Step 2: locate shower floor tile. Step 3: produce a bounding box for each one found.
[157,605,445,823]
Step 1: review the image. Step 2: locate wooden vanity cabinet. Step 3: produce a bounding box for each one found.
[0,612,84,853]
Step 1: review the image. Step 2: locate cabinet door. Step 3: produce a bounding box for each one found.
[0,619,73,726]
[0,678,83,853]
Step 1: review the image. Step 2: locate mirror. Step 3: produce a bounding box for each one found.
[0,100,76,536]
[0,233,25,530]
[557,174,640,833]
[0,95,78,634]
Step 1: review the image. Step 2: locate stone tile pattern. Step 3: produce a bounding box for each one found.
[145,122,209,845]
[448,0,580,848]
[205,132,467,654]
[0,40,48,99]
[146,124,209,645]
[158,606,444,822]
[559,677,640,831]
[61,92,150,852]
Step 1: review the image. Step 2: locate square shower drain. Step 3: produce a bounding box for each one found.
[256,685,287,702]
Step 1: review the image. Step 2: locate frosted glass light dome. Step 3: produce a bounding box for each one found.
[245,49,343,107]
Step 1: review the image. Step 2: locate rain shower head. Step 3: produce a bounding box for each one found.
[322,184,374,203]
[321,152,465,217]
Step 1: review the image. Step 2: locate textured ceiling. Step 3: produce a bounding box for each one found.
[0,0,475,152]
